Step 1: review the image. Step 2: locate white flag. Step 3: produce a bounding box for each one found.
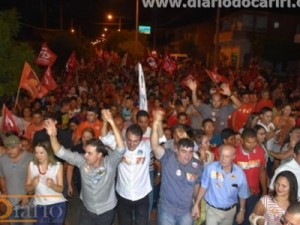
[138,63,148,112]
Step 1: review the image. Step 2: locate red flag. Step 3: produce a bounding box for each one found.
[205,68,229,84]
[146,56,159,71]
[1,105,21,135]
[66,51,77,73]
[35,44,57,67]
[143,49,160,71]
[163,55,176,75]
[41,67,57,91]
[19,62,48,99]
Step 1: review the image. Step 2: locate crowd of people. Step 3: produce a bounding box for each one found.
[0,57,300,225]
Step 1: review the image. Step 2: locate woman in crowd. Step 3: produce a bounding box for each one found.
[249,171,298,225]
[21,106,32,133]
[269,126,300,166]
[26,141,66,225]
[272,103,296,147]
[239,112,260,134]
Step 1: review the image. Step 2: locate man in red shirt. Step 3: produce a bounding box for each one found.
[255,89,273,113]
[74,106,102,144]
[234,128,267,225]
[24,109,44,141]
[232,91,255,132]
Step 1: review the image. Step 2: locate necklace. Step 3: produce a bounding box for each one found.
[38,164,48,175]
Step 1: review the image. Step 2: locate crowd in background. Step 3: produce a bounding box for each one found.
[1,56,300,225]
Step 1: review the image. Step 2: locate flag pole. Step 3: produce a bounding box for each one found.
[14,82,22,108]
[1,104,4,134]
[205,70,220,89]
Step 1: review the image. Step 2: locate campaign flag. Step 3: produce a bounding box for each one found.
[138,63,148,112]
[19,62,48,99]
[163,55,176,75]
[1,104,21,135]
[66,51,77,73]
[146,56,158,71]
[205,68,229,84]
[41,67,57,91]
[35,44,57,67]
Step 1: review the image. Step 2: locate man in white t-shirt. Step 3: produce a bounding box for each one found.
[101,122,152,225]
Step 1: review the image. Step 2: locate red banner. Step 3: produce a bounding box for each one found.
[19,62,48,99]
[41,67,57,91]
[35,44,57,67]
[163,55,176,75]
[205,69,229,84]
[66,51,77,73]
[1,105,21,135]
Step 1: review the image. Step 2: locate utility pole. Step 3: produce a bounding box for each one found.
[214,2,220,67]
[135,0,139,52]
[59,0,63,29]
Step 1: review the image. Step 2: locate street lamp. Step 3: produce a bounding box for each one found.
[107,13,122,32]
[107,14,113,20]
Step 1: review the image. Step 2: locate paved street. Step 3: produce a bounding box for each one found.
[65,195,157,225]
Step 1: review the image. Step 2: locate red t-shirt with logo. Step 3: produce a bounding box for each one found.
[234,145,266,195]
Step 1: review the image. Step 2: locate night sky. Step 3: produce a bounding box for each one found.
[0,0,299,39]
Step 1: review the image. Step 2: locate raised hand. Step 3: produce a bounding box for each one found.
[220,83,231,96]
[186,79,197,91]
[152,110,165,123]
[102,109,113,124]
[44,119,57,137]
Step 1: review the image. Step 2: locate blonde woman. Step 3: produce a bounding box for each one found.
[26,141,66,225]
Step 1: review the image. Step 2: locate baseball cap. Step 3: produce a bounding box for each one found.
[3,135,20,148]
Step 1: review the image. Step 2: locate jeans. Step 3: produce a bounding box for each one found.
[9,205,33,225]
[117,193,149,225]
[35,202,66,225]
[79,204,115,225]
[157,206,193,225]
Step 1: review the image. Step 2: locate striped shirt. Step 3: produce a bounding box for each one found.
[261,195,286,225]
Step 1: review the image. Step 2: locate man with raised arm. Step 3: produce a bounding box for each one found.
[44,109,125,225]
[151,110,203,225]
[186,79,241,134]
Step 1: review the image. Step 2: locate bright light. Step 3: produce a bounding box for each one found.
[107,14,113,20]
[104,28,108,32]
[71,28,75,33]
[118,29,121,32]
[102,33,105,37]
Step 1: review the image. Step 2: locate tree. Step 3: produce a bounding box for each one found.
[103,30,148,58]
[178,40,200,58]
[0,9,35,96]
